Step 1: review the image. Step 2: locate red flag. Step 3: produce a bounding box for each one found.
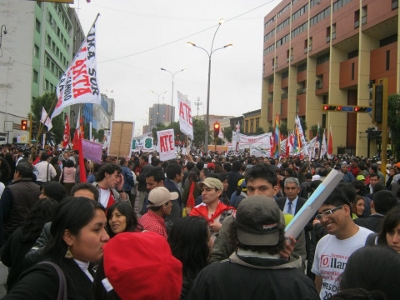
[77,136,87,182]
[62,115,70,148]
[80,114,85,139]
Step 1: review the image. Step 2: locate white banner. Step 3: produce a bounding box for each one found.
[232,132,272,148]
[295,115,308,156]
[132,132,155,152]
[157,129,175,161]
[250,145,270,157]
[52,16,101,118]
[177,92,193,139]
[40,107,53,131]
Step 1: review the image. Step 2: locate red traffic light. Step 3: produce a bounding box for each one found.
[337,106,342,111]
[322,105,336,111]
[21,120,28,130]
[214,124,219,129]
[354,106,368,112]
[213,122,220,137]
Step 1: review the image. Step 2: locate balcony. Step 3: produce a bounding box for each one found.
[392,0,398,9]
[297,88,306,95]
[281,93,288,100]
[316,81,323,90]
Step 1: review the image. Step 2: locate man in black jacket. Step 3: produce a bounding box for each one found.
[187,196,319,300]
[227,160,244,198]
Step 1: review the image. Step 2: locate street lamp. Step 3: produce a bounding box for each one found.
[160,68,186,123]
[151,90,167,126]
[187,18,233,150]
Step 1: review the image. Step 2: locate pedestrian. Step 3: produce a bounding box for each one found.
[106,202,142,238]
[59,159,76,195]
[3,197,109,299]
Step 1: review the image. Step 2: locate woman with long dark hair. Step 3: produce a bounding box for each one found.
[1,198,58,290]
[168,216,211,299]
[3,197,109,299]
[106,202,142,238]
[377,206,400,253]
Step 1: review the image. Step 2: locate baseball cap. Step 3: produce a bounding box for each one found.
[237,179,247,192]
[147,187,178,207]
[103,232,182,300]
[235,195,282,246]
[207,162,215,170]
[198,177,223,191]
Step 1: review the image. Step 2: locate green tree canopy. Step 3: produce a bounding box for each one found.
[223,127,232,142]
[388,94,400,160]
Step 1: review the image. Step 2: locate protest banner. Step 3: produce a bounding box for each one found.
[108,121,134,158]
[52,15,101,118]
[177,92,193,139]
[157,129,175,161]
[132,132,155,152]
[81,139,102,163]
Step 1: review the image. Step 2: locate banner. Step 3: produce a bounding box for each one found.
[294,115,308,156]
[157,129,175,161]
[177,92,193,139]
[52,15,101,118]
[235,122,240,154]
[250,145,270,157]
[232,132,272,148]
[40,107,52,131]
[81,139,102,163]
[132,132,155,152]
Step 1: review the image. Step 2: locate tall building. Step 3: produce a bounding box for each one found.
[148,103,174,127]
[0,1,75,141]
[261,0,399,156]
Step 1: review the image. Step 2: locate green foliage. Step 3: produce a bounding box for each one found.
[31,92,64,143]
[268,126,274,133]
[388,94,400,160]
[279,122,288,137]
[97,129,105,142]
[255,127,265,135]
[223,127,232,142]
[310,124,318,137]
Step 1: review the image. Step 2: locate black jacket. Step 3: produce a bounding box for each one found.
[187,251,319,300]
[3,258,94,300]
[227,171,244,198]
[354,214,385,233]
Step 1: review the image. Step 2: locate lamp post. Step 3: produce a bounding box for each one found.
[160,68,186,123]
[187,18,232,150]
[151,90,167,126]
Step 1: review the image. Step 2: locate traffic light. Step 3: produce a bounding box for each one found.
[213,122,220,138]
[21,120,28,130]
[354,106,369,112]
[322,105,337,111]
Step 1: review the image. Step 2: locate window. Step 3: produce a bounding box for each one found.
[354,10,360,28]
[380,34,397,47]
[276,34,289,48]
[326,26,331,42]
[33,70,38,83]
[282,71,289,79]
[50,83,54,92]
[35,19,41,33]
[277,4,291,18]
[265,17,275,28]
[292,4,308,21]
[298,63,307,72]
[33,44,39,58]
[264,29,275,42]
[386,50,390,71]
[44,79,49,91]
[292,21,308,38]
[310,6,331,26]
[348,50,358,59]
[351,63,355,80]
[333,0,353,12]
[392,0,398,9]
[46,57,50,68]
[47,35,51,46]
[263,44,275,56]
[277,18,290,32]
[317,53,330,65]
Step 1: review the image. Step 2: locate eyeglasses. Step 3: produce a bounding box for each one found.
[315,205,344,221]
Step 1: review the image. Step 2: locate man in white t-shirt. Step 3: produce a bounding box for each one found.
[312,187,372,300]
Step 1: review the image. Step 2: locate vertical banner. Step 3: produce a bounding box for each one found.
[295,115,308,156]
[52,15,101,118]
[235,122,240,154]
[157,129,175,161]
[62,115,70,148]
[177,92,193,139]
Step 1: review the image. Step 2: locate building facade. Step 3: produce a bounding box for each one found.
[243,109,262,134]
[148,103,174,127]
[261,0,399,156]
[0,1,74,142]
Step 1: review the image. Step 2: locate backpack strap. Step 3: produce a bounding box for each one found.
[38,261,67,300]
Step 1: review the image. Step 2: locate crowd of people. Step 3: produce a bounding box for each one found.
[0,143,399,299]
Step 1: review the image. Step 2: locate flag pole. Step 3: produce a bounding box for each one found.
[35,94,58,146]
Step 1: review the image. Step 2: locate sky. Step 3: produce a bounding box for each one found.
[70,0,281,134]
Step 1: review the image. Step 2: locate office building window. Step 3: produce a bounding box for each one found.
[386,50,390,71]
[310,6,331,26]
[33,44,39,58]
[35,19,41,33]
[33,70,38,83]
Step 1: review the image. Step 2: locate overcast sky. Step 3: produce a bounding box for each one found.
[71,0,280,134]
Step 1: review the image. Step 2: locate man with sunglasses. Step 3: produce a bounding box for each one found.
[312,187,372,299]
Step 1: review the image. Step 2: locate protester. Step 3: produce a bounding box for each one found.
[59,159,76,195]
[339,246,400,300]
[3,197,109,299]
[351,196,365,219]
[1,198,58,291]
[181,171,201,214]
[140,167,165,215]
[168,216,211,299]
[164,163,183,225]
[106,202,141,238]
[38,182,68,201]
[35,152,57,187]
[187,196,319,300]
[312,188,373,299]
[139,187,178,238]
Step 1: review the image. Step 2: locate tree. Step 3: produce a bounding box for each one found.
[255,126,265,135]
[388,94,400,160]
[97,129,105,142]
[31,92,64,144]
[279,122,288,137]
[223,127,232,142]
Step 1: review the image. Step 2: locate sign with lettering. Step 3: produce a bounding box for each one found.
[157,129,175,161]
[177,91,193,139]
[52,15,101,118]
[132,132,155,152]
[82,139,102,163]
